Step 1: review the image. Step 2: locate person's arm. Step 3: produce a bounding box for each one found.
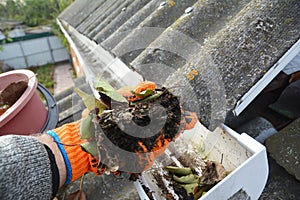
[35,133,66,188]
[0,121,97,200]
[0,135,58,199]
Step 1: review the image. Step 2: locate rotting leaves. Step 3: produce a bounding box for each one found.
[0,79,28,116]
[157,160,227,200]
[201,160,227,185]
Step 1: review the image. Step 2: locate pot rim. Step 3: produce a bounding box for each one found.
[0,69,37,128]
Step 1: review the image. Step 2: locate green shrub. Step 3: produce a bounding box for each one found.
[29,64,55,94]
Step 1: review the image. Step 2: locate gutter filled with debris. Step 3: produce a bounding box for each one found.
[135,123,268,200]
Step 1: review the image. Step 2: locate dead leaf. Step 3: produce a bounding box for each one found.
[200,161,227,185]
[0,79,28,106]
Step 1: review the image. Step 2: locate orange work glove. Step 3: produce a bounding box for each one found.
[47,121,100,185]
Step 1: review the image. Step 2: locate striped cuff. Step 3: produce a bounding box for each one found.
[47,130,72,185]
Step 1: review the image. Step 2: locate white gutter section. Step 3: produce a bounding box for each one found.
[56,18,85,76]
[135,122,269,200]
[56,18,143,87]
[233,38,300,116]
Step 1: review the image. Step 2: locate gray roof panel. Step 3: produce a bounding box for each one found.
[88,0,135,40]
[58,0,300,130]
[93,0,151,44]
[101,0,162,50]
[165,0,300,129]
[58,0,106,29]
[112,0,198,65]
[131,0,252,82]
[76,0,122,35]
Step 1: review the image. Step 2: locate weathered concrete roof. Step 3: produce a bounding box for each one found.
[58,0,300,130]
[56,0,300,199]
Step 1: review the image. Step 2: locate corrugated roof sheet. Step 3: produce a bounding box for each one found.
[58,0,300,130]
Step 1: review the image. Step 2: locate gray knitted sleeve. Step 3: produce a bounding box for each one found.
[0,135,52,200]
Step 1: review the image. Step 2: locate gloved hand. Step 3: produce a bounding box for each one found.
[44,82,158,185]
[47,81,198,185]
[47,121,100,185]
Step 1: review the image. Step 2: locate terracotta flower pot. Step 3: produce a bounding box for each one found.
[0,69,48,135]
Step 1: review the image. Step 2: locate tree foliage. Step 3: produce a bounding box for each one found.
[0,0,73,51]
[0,0,22,20]
[0,0,73,27]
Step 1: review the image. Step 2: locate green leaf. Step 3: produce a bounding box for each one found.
[81,141,98,157]
[132,88,154,97]
[181,182,198,195]
[74,88,106,112]
[129,91,162,105]
[80,115,94,139]
[94,77,128,103]
[74,88,96,110]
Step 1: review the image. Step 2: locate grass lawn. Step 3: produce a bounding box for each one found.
[29,64,55,94]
